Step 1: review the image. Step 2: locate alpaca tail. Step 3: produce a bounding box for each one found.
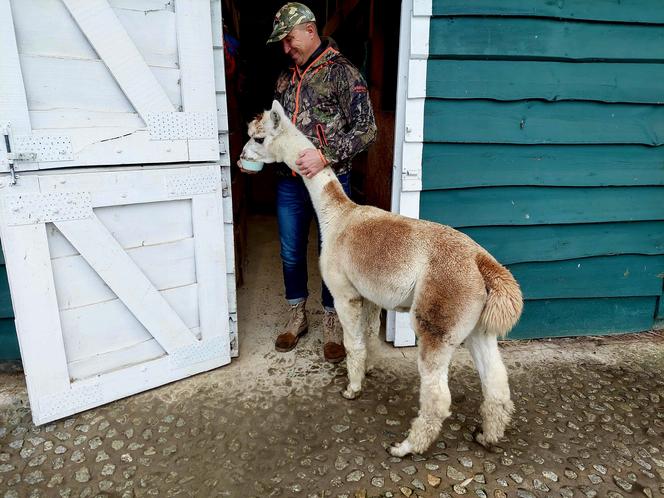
[476,252,523,337]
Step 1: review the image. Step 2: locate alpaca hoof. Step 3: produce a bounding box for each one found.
[473,428,488,447]
[473,428,498,448]
[388,440,413,457]
[341,386,360,400]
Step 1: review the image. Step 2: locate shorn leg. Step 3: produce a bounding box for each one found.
[336,294,365,399]
[464,330,514,446]
[389,341,455,457]
[360,299,381,374]
[390,296,485,457]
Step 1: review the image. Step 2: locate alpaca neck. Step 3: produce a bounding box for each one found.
[275,133,352,236]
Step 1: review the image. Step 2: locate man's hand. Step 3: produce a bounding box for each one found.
[296,149,326,179]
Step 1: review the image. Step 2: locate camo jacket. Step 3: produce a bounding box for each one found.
[274,42,377,177]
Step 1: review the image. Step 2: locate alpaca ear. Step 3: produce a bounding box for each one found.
[270,109,281,129]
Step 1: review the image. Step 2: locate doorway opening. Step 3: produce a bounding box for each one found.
[221,0,401,345]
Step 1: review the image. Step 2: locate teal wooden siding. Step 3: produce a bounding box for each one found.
[0,258,18,360]
[421,1,664,338]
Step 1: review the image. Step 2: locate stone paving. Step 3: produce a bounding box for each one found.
[1,215,663,498]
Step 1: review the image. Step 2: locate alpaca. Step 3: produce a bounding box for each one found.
[241,100,523,456]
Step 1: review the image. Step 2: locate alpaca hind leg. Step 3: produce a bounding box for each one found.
[333,291,366,399]
[389,340,454,457]
[464,330,513,446]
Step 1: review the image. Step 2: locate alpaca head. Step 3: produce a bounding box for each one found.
[240,100,288,164]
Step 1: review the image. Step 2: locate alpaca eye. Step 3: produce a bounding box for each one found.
[254,137,264,144]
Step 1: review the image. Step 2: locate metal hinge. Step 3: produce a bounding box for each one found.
[402,169,421,181]
[2,124,27,185]
[2,123,74,185]
[221,177,230,198]
[218,136,227,155]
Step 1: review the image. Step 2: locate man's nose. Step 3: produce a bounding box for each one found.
[281,40,290,54]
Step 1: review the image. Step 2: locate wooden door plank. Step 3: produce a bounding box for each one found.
[425,60,664,104]
[420,186,664,227]
[175,0,218,160]
[429,17,664,61]
[423,100,664,145]
[0,0,32,171]
[54,216,198,353]
[0,0,31,132]
[0,223,71,399]
[421,144,664,189]
[192,191,229,343]
[510,255,664,300]
[512,297,657,339]
[60,284,199,363]
[432,0,664,24]
[62,0,175,119]
[462,221,664,266]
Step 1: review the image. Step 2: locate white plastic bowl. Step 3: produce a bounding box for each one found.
[240,158,264,172]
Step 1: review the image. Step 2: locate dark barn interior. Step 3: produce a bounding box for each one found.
[220,0,401,286]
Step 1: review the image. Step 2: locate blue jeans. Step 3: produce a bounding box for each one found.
[276,173,351,310]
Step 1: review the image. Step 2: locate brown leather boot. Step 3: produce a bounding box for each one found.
[323,310,346,363]
[275,301,308,352]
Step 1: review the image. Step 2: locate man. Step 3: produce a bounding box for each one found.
[242,2,377,362]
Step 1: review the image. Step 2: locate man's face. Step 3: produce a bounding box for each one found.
[281,24,314,66]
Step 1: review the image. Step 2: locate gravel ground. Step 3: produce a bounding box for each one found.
[0,215,662,498]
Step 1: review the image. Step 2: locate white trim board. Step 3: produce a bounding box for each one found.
[388,0,429,347]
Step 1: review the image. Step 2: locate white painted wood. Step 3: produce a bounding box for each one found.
[21,55,182,113]
[66,339,227,417]
[12,131,190,172]
[394,311,416,347]
[0,0,31,171]
[0,222,71,399]
[38,164,218,207]
[1,162,232,424]
[388,0,415,343]
[407,59,427,99]
[413,0,433,16]
[192,192,229,341]
[51,238,196,310]
[60,284,199,363]
[399,191,420,221]
[410,16,431,60]
[405,98,425,143]
[224,222,235,274]
[62,0,175,118]
[48,200,193,259]
[68,338,167,382]
[55,216,198,353]
[110,0,175,13]
[7,0,220,169]
[401,142,423,192]
[11,0,178,68]
[176,0,219,160]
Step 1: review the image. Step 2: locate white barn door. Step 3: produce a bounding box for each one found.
[0,165,231,424]
[0,0,220,171]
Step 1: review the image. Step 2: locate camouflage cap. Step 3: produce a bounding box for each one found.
[267,2,316,44]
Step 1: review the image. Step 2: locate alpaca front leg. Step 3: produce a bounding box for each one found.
[361,300,381,375]
[335,296,365,399]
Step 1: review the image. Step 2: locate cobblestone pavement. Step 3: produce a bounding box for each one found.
[1,215,663,498]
